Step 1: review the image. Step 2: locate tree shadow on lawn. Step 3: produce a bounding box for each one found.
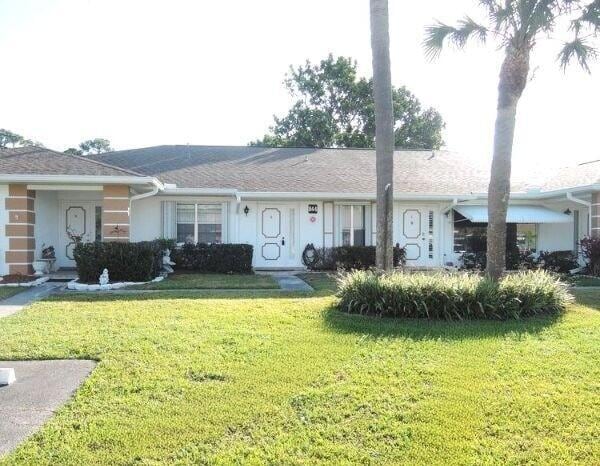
[570,288,600,311]
[322,303,563,342]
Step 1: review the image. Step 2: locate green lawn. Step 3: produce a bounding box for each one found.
[129,273,279,290]
[297,272,338,293]
[0,287,598,464]
[0,286,25,300]
[568,275,600,287]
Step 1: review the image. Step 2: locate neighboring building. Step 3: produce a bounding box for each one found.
[1,145,598,273]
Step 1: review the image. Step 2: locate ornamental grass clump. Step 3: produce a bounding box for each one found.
[336,270,571,320]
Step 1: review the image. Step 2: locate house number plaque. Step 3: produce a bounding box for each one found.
[308,204,318,214]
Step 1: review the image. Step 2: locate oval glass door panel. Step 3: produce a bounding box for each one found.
[65,206,87,260]
[404,243,421,261]
[262,208,281,238]
[66,206,87,236]
[403,209,421,239]
[262,243,281,261]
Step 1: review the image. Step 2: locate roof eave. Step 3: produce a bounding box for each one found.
[0,174,162,187]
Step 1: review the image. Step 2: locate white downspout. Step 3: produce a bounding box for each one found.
[442,198,459,215]
[130,179,162,202]
[234,192,242,243]
[441,198,458,267]
[566,192,592,236]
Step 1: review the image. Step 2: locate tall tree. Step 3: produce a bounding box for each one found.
[251,55,444,150]
[425,0,599,281]
[370,0,395,271]
[63,147,83,156]
[0,129,29,148]
[78,138,112,155]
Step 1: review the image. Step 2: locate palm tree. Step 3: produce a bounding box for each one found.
[370,0,395,270]
[424,1,599,281]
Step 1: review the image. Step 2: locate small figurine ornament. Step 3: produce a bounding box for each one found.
[99,268,109,286]
[162,249,176,274]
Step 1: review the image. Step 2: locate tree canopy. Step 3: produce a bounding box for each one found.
[0,128,40,148]
[250,55,445,149]
[66,138,113,156]
[424,0,599,72]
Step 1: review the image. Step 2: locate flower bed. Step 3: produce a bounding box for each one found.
[0,275,49,287]
[67,276,164,291]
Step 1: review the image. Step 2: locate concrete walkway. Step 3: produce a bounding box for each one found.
[0,283,63,318]
[0,359,96,456]
[271,273,313,291]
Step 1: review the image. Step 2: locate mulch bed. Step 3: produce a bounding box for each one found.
[0,274,37,284]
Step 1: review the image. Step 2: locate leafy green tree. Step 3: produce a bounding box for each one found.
[79,138,112,155]
[251,55,444,149]
[0,129,26,148]
[424,0,599,281]
[370,0,395,271]
[64,147,83,156]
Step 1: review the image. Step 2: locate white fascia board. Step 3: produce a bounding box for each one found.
[0,174,160,186]
[237,191,478,201]
[27,184,104,191]
[161,188,238,196]
[510,184,600,200]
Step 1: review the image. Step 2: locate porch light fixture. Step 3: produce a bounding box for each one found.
[563,208,572,215]
[243,205,250,216]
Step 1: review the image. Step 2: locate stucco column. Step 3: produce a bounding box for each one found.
[5,184,35,275]
[592,191,600,238]
[102,185,130,242]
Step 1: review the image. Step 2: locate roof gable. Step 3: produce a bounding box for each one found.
[0,146,143,178]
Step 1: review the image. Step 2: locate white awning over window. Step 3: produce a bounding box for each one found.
[454,205,572,224]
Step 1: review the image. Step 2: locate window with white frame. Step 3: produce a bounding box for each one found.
[176,203,223,244]
[341,205,366,246]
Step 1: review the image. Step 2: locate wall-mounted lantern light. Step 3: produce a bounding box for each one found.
[243,205,250,216]
[564,208,572,215]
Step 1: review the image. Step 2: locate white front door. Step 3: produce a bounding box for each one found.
[255,204,297,268]
[397,206,437,267]
[58,201,102,268]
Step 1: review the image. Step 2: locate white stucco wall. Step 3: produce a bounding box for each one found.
[125,194,589,270]
[130,196,162,241]
[35,190,59,259]
[0,185,9,275]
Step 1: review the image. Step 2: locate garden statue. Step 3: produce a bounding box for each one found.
[99,268,110,286]
[162,249,176,274]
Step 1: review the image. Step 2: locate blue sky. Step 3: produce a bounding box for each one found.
[0,0,598,176]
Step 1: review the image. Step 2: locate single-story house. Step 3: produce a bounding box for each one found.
[1,145,598,274]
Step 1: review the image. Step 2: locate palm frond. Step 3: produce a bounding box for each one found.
[455,16,489,45]
[529,0,556,35]
[578,0,600,31]
[558,37,598,72]
[424,22,458,59]
[424,18,488,59]
[481,0,514,31]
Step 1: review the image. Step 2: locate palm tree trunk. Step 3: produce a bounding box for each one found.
[487,46,530,281]
[370,0,394,271]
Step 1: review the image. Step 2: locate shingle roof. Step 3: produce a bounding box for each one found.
[90,145,495,194]
[0,146,143,177]
[540,160,600,192]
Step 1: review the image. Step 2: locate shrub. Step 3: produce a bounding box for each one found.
[460,246,528,271]
[336,270,571,320]
[580,237,600,276]
[302,244,406,271]
[171,243,253,274]
[74,241,164,283]
[537,250,579,274]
